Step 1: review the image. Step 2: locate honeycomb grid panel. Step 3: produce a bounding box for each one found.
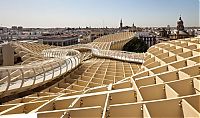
[0,35,199,118]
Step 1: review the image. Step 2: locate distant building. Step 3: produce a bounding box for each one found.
[89,31,108,42]
[170,16,194,39]
[11,26,18,30]
[135,32,157,48]
[129,23,137,32]
[119,20,138,32]
[39,35,79,46]
[132,23,136,31]
[17,26,23,31]
[159,28,171,38]
[139,35,157,48]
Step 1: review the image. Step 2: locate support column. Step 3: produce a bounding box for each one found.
[2,43,14,66]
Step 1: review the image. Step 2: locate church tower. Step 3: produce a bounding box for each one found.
[177,16,184,31]
[132,22,135,28]
[132,22,136,31]
[120,19,123,30]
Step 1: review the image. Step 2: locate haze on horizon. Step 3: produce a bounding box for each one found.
[0,0,199,28]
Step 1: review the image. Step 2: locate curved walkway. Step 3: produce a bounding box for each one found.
[70,44,145,63]
[0,47,81,98]
[0,33,145,98]
[92,49,144,63]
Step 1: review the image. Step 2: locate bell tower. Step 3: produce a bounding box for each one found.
[120,19,123,30]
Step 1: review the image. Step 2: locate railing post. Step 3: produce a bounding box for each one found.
[50,63,54,80]
[19,68,25,89]
[64,59,69,72]
[74,57,77,67]
[55,60,62,75]
[32,68,37,86]
[42,66,46,82]
[68,58,73,70]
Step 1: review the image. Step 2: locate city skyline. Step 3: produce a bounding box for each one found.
[0,0,199,28]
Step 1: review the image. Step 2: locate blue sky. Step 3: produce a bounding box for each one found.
[0,0,199,28]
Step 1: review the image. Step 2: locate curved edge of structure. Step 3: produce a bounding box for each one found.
[0,47,81,98]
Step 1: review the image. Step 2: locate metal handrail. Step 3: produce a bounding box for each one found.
[91,48,144,63]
